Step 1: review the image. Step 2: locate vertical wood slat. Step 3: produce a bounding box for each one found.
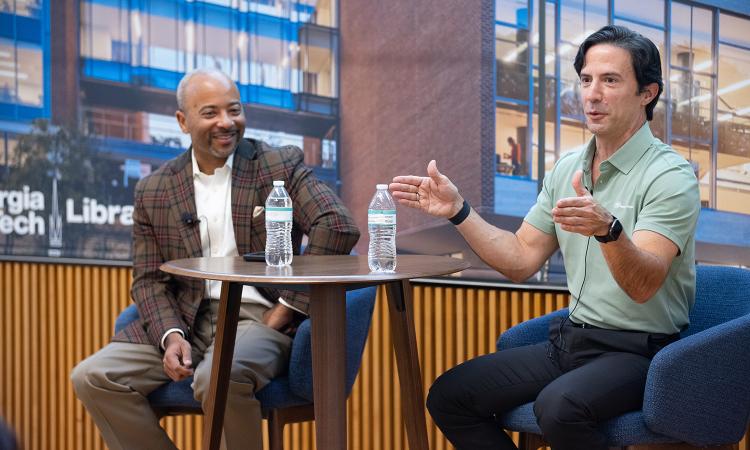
[0,262,747,450]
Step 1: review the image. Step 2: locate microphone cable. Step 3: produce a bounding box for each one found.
[549,182,594,357]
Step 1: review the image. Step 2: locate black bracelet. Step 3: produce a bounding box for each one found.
[448,200,471,225]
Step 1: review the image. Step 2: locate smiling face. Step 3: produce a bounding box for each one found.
[579,44,656,145]
[175,72,245,174]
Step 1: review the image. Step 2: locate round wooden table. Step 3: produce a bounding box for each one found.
[161,254,470,450]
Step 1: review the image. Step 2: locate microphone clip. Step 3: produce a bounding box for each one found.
[181,212,200,226]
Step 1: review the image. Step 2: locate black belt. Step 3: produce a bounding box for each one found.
[569,320,602,329]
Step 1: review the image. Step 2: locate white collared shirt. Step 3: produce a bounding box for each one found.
[190,150,274,307]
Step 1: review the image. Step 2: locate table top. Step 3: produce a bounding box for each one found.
[160,255,470,284]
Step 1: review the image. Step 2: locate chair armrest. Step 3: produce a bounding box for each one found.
[643,313,750,446]
[496,308,568,351]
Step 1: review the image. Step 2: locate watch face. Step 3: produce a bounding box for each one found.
[611,218,623,240]
[596,217,621,243]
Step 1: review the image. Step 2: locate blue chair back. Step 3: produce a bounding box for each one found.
[496,308,568,351]
[287,286,376,401]
[113,305,139,334]
[494,265,750,349]
[495,264,750,447]
[682,265,750,338]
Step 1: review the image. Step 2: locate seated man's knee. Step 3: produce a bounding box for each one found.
[229,360,262,385]
[70,357,98,397]
[534,389,590,438]
[192,366,210,403]
[193,363,258,404]
[70,361,87,395]
[426,368,473,425]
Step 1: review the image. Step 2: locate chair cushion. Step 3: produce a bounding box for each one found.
[497,403,678,446]
[256,377,311,411]
[146,375,311,414]
[147,377,201,414]
[496,403,539,433]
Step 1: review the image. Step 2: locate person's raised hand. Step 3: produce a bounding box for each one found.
[552,170,612,237]
[390,160,464,218]
[163,332,194,382]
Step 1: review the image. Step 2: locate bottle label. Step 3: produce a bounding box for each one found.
[368,209,396,225]
[266,207,293,222]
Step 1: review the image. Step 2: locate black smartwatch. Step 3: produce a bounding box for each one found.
[595,216,623,243]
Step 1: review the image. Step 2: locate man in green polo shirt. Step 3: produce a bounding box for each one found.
[390,25,699,450]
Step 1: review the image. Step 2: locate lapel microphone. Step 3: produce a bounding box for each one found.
[181,212,201,226]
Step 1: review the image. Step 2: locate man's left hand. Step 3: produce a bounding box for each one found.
[552,170,613,237]
[263,303,297,335]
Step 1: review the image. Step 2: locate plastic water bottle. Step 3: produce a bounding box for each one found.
[265,180,293,266]
[368,184,397,272]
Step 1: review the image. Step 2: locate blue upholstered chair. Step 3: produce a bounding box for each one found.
[113,286,377,450]
[496,265,750,450]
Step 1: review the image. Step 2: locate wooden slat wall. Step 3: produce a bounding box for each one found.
[0,262,747,450]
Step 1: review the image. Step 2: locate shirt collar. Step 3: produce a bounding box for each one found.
[191,149,235,179]
[580,121,654,176]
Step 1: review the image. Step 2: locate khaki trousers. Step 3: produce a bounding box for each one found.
[71,301,292,450]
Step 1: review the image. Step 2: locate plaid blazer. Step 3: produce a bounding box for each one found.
[114,139,360,347]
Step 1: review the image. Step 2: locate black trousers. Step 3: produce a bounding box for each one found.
[426,318,678,450]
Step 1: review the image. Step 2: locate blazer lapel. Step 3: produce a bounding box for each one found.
[167,149,203,258]
[231,139,260,254]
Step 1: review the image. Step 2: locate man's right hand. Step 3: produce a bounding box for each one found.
[163,332,194,381]
[390,160,464,219]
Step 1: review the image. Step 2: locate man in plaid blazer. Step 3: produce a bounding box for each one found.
[71,68,359,450]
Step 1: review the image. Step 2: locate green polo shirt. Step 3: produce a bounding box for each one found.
[525,123,700,334]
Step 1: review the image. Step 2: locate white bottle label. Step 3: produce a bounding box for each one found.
[266,207,293,222]
[368,209,396,225]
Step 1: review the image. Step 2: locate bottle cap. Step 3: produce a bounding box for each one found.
[273,180,285,186]
[376,184,388,190]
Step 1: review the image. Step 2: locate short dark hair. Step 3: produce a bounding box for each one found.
[573,25,663,121]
